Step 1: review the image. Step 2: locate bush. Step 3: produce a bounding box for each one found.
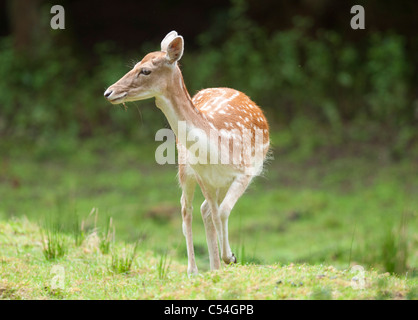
[0,0,416,145]
[183,5,414,130]
[0,38,159,142]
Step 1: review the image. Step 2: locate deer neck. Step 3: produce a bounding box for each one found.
[155,66,209,142]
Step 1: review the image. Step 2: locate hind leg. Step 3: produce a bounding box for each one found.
[218,174,253,264]
[197,181,239,267]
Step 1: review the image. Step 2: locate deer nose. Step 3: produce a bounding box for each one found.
[104,89,113,98]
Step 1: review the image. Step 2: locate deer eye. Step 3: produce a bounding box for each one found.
[140,68,151,76]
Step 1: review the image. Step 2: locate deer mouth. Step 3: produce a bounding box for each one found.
[105,92,128,104]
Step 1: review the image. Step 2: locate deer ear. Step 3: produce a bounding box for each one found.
[161,31,178,52]
[165,36,184,64]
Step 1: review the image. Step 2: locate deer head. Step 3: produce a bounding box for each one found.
[104,31,184,104]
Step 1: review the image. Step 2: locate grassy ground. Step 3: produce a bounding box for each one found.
[0,131,417,299]
[0,218,416,300]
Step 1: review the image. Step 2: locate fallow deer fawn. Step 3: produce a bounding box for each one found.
[104,31,269,275]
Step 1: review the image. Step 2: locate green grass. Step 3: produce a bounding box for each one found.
[0,218,416,300]
[99,214,115,255]
[109,241,139,275]
[40,223,68,261]
[0,134,417,299]
[156,252,171,280]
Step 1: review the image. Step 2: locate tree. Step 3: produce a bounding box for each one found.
[7,0,45,53]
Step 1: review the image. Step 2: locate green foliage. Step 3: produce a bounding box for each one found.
[0,0,416,145]
[71,212,86,247]
[355,211,412,275]
[375,278,394,300]
[407,286,418,300]
[99,215,115,255]
[183,1,415,135]
[40,223,68,260]
[366,34,410,124]
[157,252,171,280]
[380,213,409,275]
[109,241,139,274]
[1,218,416,299]
[310,287,333,300]
[0,38,156,141]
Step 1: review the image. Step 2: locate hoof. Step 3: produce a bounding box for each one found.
[223,253,237,265]
[187,266,198,276]
[231,253,237,264]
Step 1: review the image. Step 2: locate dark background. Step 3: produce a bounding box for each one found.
[2,0,418,50]
[0,0,417,149]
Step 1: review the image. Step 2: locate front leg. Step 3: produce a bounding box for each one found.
[179,165,198,275]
